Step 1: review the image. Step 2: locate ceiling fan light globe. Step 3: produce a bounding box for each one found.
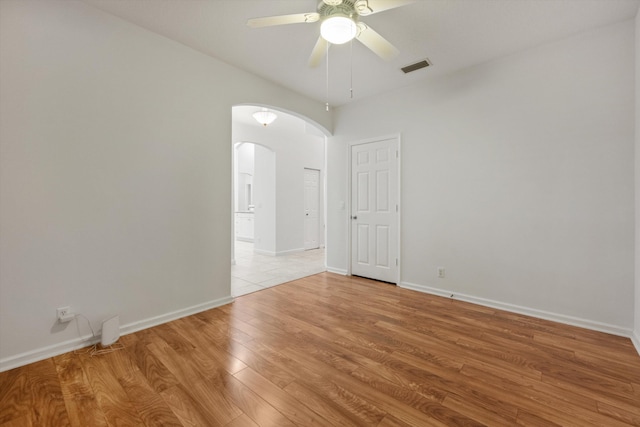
[321,16,357,44]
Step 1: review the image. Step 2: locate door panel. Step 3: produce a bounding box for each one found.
[376,170,389,212]
[357,172,369,211]
[357,224,369,264]
[350,138,398,283]
[376,225,390,267]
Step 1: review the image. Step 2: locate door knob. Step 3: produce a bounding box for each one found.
[351,215,357,220]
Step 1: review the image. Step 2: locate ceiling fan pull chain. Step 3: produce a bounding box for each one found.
[350,39,354,99]
[326,41,330,112]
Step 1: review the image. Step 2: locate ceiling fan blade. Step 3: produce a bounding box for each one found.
[354,0,415,16]
[308,36,328,68]
[356,23,399,61]
[247,13,319,28]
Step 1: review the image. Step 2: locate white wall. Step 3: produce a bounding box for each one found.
[233,118,325,255]
[253,145,277,254]
[236,143,255,176]
[235,143,255,212]
[0,0,330,370]
[634,9,640,352]
[328,20,635,334]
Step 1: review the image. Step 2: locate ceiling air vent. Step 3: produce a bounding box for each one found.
[401,59,431,74]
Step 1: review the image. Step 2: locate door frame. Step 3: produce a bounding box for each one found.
[347,134,402,285]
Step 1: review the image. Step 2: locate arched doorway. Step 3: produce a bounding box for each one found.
[231,105,327,296]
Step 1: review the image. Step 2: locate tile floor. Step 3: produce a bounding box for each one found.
[231,240,326,297]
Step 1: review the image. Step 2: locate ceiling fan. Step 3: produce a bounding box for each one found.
[247,0,415,67]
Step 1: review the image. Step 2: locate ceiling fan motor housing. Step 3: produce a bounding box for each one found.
[318,0,358,20]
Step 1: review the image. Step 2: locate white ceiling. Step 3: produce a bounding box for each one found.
[81,0,639,108]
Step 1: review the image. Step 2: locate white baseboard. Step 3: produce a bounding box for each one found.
[632,330,640,356]
[400,281,633,338]
[118,296,234,337]
[0,334,102,374]
[326,267,348,275]
[253,248,310,257]
[253,248,276,256]
[276,248,304,257]
[0,296,233,373]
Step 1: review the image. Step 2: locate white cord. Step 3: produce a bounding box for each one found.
[75,313,96,339]
[90,342,125,356]
[72,313,124,357]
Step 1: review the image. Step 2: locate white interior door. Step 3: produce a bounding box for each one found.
[351,138,398,283]
[304,168,320,250]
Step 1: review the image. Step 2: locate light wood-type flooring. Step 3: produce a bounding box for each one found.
[2,272,640,426]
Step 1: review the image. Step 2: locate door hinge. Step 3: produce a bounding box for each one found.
[396,150,398,158]
[396,204,398,212]
[396,258,398,266]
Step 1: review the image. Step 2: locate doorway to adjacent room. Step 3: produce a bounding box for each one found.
[231,106,327,297]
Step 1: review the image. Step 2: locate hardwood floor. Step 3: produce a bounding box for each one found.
[2,272,640,426]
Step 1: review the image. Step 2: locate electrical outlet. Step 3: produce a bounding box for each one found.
[57,306,74,323]
[437,267,445,278]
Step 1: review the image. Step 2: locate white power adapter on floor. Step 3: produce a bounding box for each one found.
[100,315,120,347]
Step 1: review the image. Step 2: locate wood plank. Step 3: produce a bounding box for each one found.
[442,393,515,427]
[233,367,333,426]
[376,414,415,427]
[516,409,564,426]
[146,338,207,386]
[283,379,386,426]
[78,350,147,426]
[160,384,224,426]
[117,368,183,427]
[169,317,248,375]
[574,350,640,384]
[534,330,639,362]
[125,335,180,393]
[459,362,634,426]
[240,342,441,425]
[189,375,243,426]
[224,413,260,427]
[597,400,640,426]
[225,340,298,389]
[0,415,33,427]
[540,373,640,421]
[275,343,458,427]
[215,373,297,427]
[240,338,406,426]
[25,359,71,426]
[0,367,32,424]
[53,352,108,427]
